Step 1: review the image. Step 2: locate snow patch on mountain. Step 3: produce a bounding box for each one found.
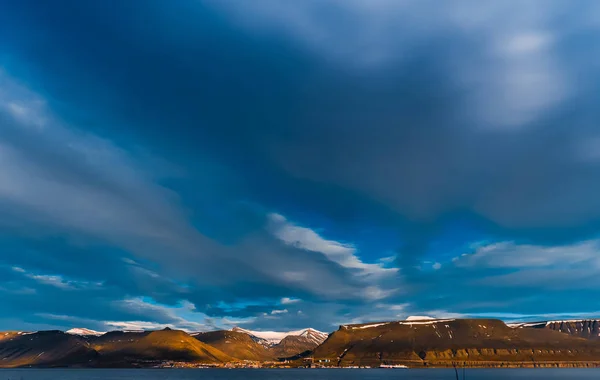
[231,327,327,346]
[343,317,457,330]
[353,323,389,329]
[405,316,435,321]
[66,328,104,336]
[507,320,600,329]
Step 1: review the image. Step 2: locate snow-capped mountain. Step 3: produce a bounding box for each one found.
[508,319,600,340]
[231,327,328,347]
[296,327,329,346]
[65,328,104,336]
[405,315,435,321]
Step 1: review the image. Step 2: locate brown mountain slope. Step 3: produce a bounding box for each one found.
[270,335,319,359]
[194,330,273,361]
[0,331,98,368]
[313,318,600,367]
[91,328,233,365]
[0,332,22,342]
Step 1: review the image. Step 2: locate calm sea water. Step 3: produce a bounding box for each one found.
[0,369,599,380]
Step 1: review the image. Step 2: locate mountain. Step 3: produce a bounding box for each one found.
[194,330,273,361]
[0,331,32,342]
[229,327,328,359]
[0,330,98,368]
[231,327,328,347]
[5,319,600,368]
[293,328,329,346]
[66,328,104,337]
[91,328,233,366]
[312,318,600,367]
[270,335,320,359]
[511,319,600,341]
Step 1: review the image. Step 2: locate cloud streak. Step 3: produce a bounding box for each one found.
[268,213,397,277]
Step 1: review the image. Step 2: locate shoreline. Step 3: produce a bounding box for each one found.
[4,361,600,370]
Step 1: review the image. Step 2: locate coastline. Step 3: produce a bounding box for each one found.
[5,360,600,370]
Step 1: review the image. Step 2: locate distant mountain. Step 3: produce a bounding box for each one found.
[229,327,328,359]
[194,330,273,361]
[66,328,104,337]
[91,328,233,366]
[313,318,600,367]
[0,330,98,368]
[270,335,319,359]
[510,319,600,340]
[5,319,600,368]
[231,327,328,347]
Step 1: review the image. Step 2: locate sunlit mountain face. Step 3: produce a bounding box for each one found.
[1,0,600,334]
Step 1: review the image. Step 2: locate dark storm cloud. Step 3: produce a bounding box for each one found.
[0,63,393,330]
[1,0,600,330]
[4,0,600,243]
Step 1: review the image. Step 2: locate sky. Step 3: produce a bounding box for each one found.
[1,0,600,333]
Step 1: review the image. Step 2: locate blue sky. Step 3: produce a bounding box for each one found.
[2,0,600,333]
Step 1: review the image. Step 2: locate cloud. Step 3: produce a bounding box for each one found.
[212,0,580,128]
[361,286,397,301]
[455,240,600,268]
[110,297,212,332]
[0,73,202,263]
[0,284,36,295]
[268,213,397,277]
[0,71,389,310]
[280,297,300,305]
[203,0,600,243]
[11,266,102,290]
[104,321,175,331]
[391,238,600,319]
[376,303,409,312]
[28,275,75,290]
[0,72,47,128]
[3,0,600,331]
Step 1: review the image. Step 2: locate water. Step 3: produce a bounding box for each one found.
[1,369,599,380]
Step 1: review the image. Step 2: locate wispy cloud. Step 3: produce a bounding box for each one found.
[110,297,261,332]
[111,297,211,332]
[280,297,301,305]
[12,266,101,290]
[268,213,397,277]
[0,71,394,312]
[455,240,600,268]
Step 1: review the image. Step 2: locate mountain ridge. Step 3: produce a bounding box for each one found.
[229,327,327,346]
[5,318,600,368]
[313,318,600,367]
[509,319,600,341]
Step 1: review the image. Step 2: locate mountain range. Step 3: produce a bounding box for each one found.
[193,327,327,361]
[314,318,600,368]
[3,318,600,368]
